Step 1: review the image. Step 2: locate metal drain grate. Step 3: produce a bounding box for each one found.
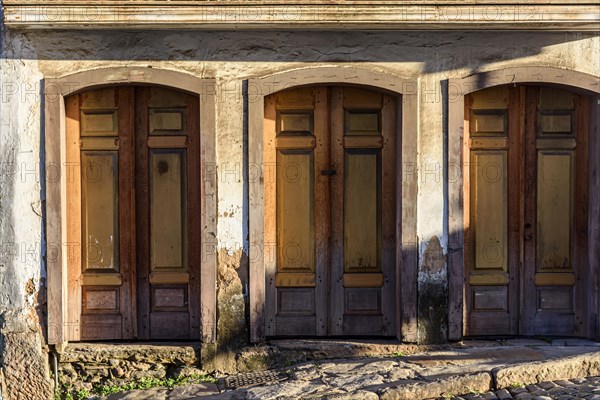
[218,369,289,390]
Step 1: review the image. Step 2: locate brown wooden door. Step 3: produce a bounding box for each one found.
[66,86,201,341]
[465,85,589,337]
[135,87,201,340]
[66,87,136,341]
[521,86,589,336]
[264,86,397,337]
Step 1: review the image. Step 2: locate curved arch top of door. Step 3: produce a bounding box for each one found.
[44,67,217,346]
[447,66,600,341]
[248,67,419,342]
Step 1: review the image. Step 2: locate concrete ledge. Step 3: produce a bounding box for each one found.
[378,372,492,400]
[493,351,600,389]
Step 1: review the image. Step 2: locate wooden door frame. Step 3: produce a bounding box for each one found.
[448,66,600,341]
[44,67,217,349]
[248,67,419,343]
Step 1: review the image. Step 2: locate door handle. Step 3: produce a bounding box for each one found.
[524,233,532,241]
[321,169,337,176]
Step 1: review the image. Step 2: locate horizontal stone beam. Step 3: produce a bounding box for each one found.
[2,4,599,30]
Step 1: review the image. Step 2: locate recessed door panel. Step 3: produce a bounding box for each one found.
[536,152,573,271]
[81,151,119,272]
[344,150,380,271]
[470,151,508,272]
[277,150,314,272]
[150,150,186,271]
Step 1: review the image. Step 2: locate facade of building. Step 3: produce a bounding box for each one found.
[0,2,599,399]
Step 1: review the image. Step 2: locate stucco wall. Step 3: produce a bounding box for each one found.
[0,27,598,398]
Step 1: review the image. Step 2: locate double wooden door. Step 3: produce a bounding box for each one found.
[264,86,397,337]
[66,86,201,341]
[465,85,589,336]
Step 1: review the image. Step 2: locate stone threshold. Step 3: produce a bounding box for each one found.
[60,342,202,364]
[266,337,600,364]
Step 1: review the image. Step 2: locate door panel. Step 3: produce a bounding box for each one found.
[265,86,396,337]
[470,151,508,272]
[277,150,314,272]
[332,88,396,336]
[344,150,379,271]
[137,86,201,340]
[523,86,587,336]
[536,151,573,270]
[67,87,135,340]
[265,87,323,336]
[466,85,589,337]
[465,86,518,336]
[81,151,119,272]
[150,150,186,271]
[66,85,201,341]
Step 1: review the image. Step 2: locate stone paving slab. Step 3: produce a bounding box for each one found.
[103,383,219,400]
[494,352,600,388]
[442,376,600,400]
[95,340,600,400]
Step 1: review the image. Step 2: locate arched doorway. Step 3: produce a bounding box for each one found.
[263,85,397,336]
[44,68,217,346]
[463,84,591,337]
[248,68,419,342]
[65,85,201,340]
[448,67,599,340]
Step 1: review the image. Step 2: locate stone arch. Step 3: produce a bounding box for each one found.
[44,67,217,347]
[248,66,419,342]
[447,66,600,340]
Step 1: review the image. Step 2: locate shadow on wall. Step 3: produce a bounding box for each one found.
[0,30,592,73]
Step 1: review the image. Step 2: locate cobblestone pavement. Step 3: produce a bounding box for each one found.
[99,341,600,400]
[103,376,600,399]
[444,377,600,400]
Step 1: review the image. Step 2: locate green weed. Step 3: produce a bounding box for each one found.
[59,373,216,399]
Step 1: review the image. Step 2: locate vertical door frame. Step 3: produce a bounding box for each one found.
[44,67,217,348]
[448,66,600,340]
[248,67,419,343]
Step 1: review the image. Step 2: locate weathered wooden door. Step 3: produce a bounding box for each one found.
[521,86,589,336]
[264,86,397,336]
[66,86,201,341]
[465,85,589,337]
[135,87,201,340]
